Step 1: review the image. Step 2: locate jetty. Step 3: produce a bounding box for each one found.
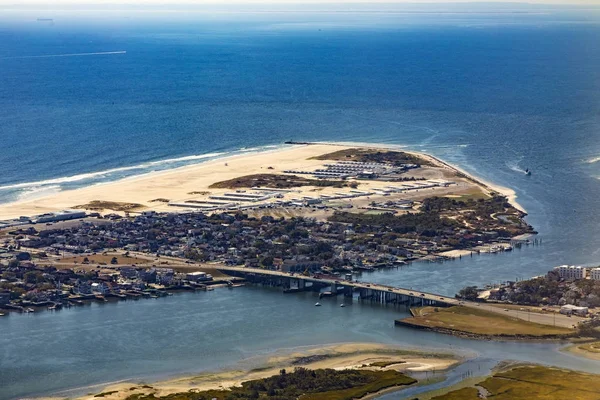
[218,266,457,307]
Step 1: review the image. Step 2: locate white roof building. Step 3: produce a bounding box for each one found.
[553,265,587,280]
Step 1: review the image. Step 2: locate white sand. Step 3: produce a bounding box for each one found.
[45,343,459,400]
[0,143,522,219]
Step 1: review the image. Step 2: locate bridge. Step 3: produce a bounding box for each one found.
[218,266,458,308]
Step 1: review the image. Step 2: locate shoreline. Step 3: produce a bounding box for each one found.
[36,342,462,400]
[562,341,600,361]
[0,141,525,219]
[298,140,526,213]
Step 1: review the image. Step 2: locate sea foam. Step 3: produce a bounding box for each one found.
[0,152,227,191]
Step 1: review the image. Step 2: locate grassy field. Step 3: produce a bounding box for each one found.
[399,306,573,337]
[309,148,432,166]
[301,370,416,400]
[209,173,350,189]
[433,365,600,400]
[58,254,152,266]
[431,387,480,400]
[443,187,490,201]
[73,200,145,212]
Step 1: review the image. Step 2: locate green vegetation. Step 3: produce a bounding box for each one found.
[329,195,533,246]
[329,210,459,237]
[125,368,416,400]
[310,148,431,166]
[74,200,144,212]
[398,306,573,337]
[431,387,480,400]
[472,271,600,306]
[369,361,406,368]
[457,286,479,301]
[433,365,600,400]
[94,391,119,397]
[209,174,353,189]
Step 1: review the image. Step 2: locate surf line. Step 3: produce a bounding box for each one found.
[0,51,126,60]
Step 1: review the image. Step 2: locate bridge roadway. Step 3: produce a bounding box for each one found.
[218,266,583,329]
[217,266,459,306]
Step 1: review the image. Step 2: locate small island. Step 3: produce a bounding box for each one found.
[71,343,458,400]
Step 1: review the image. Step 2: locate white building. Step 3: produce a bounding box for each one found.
[552,265,587,280]
[186,271,213,282]
[590,268,600,281]
[560,304,588,316]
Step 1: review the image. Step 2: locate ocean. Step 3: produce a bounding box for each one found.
[2,5,600,278]
[1,5,600,398]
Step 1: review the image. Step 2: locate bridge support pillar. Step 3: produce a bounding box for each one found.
[343,286,353,298]
[331,282,338,295]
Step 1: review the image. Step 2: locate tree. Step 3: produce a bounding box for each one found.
[16,251,31,261]
[260,256,274,268]
[457,286,479,300]
[110,257,118,265]
[24,271,44,284]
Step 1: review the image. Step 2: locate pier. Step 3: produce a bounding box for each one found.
[218,266,457,308]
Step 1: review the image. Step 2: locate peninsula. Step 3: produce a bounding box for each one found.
[0,143,526,220]
[0,144,536,315]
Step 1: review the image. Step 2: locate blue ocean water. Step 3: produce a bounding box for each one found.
[3,6,600,399]
[1,5,600,280]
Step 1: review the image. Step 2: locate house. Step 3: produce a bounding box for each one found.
[590,268,600,281]
[186,271,213,282]
[0,292,10,305]
[139,268,157,283]
[120,267,138,279]
[91,282,110,295]
[75,282,92,295]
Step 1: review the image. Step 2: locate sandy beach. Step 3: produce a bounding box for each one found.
[38,343,460,400]
[0,143,524,220]
[563,341,600,361]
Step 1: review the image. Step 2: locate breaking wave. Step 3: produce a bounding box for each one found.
[0,152,226,191]
[586,156,600,164]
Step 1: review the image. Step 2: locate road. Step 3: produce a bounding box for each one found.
[218,265,460,305]
[219,266,582,329]
[38,249,582,330]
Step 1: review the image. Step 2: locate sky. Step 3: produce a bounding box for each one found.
[3,0,600,5]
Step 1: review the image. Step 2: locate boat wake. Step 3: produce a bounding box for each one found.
[0,51,127,60]
[506,157,527,174]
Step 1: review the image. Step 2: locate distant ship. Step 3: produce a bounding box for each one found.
[525,168,532,176]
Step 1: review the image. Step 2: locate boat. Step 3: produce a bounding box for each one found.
[315,302,321,307]
[525,168,532,176]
